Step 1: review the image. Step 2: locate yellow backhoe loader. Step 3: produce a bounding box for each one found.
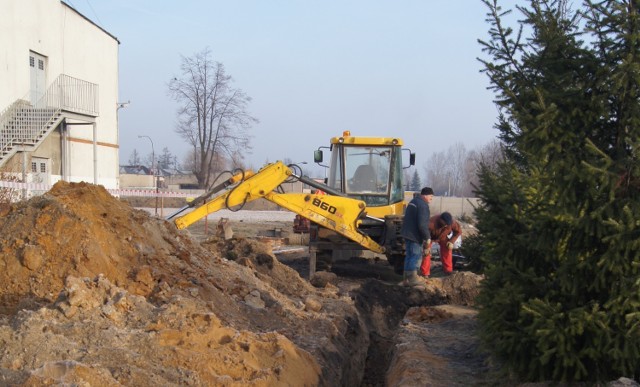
[167,131,415,276]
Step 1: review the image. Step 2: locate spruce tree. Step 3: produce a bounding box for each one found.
[476,0,640,382]
[410,170,421,191]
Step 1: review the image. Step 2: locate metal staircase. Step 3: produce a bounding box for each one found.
[0,74,99,168]
[0,100,63,165]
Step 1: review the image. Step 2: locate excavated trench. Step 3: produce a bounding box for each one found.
[276,254,449,386]
[352,279,448,386]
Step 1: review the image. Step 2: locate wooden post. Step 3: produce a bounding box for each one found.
[309,247,317,279]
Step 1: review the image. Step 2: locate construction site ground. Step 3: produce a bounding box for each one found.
[0,182,493,386]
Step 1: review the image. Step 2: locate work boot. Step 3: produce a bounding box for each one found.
[404,270,424,287]
[398,271,409,286]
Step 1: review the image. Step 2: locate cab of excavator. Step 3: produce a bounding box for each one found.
[314,131,415,210]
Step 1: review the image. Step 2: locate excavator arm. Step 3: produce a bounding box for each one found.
[169,161,385,254]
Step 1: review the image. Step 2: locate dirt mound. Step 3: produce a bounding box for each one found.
[201,236,316,298]
[0,181,185,313]
[0,275,319,386]
[0,181,367,386]
[425,271,484,306]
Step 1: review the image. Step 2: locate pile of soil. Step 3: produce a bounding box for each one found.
[0,182,366,386]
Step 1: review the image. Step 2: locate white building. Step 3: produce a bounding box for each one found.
[0,0,120,189]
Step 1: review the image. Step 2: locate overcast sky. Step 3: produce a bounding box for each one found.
[66,0,499,176]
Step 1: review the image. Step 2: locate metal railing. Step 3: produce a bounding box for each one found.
[34,73,99,116]
[0,74,99,162]
[0,100,59,157]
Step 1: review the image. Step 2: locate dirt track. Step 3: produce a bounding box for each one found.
[0,182,490,386]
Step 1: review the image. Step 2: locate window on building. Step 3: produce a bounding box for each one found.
[29,56,34,67]
[31,162,37,172]
[40,163,46,173]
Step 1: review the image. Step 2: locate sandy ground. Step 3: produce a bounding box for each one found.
[0,182,489,386]
[169,205,493,386]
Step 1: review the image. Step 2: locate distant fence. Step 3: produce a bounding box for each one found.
[430,196,480,219]
[0,181,482,219]
[404,192,480,219]
[0,180,194,198]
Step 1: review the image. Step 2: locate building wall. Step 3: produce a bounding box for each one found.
[32,129,62,174]
[0,0,120,188]
[163,174,198,189]
[120,174,155,189]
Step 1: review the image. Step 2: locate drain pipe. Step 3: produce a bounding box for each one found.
[21,143,27,199]
[61,120,67,181]
[93,122,97,184]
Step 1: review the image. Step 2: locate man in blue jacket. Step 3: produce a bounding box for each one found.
[400,187,434,286]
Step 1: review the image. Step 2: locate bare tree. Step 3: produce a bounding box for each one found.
[181,151,196,175]
[0,156,28,204]
[0,170,21,205]
[157,147,174,170]
[464,139,505,196]
[461,149,479,197]
[128,149,141,166]
[423,151,449,195]
[144,153,154,170]
[403,169,412,191]
[447,142,467,196]
[168,48,257,189]
[474,139,505,171]
[422,140,505,198]
[228,152,247,171]
[423,143,471,197]
[430,140,505,197]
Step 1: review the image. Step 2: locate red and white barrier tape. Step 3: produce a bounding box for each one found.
[0,180,49,191]
[108,189,191,198]
[0,181,192,198]
[109,189,191,198]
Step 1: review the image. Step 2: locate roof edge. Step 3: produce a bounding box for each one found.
[60,1,120,44]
